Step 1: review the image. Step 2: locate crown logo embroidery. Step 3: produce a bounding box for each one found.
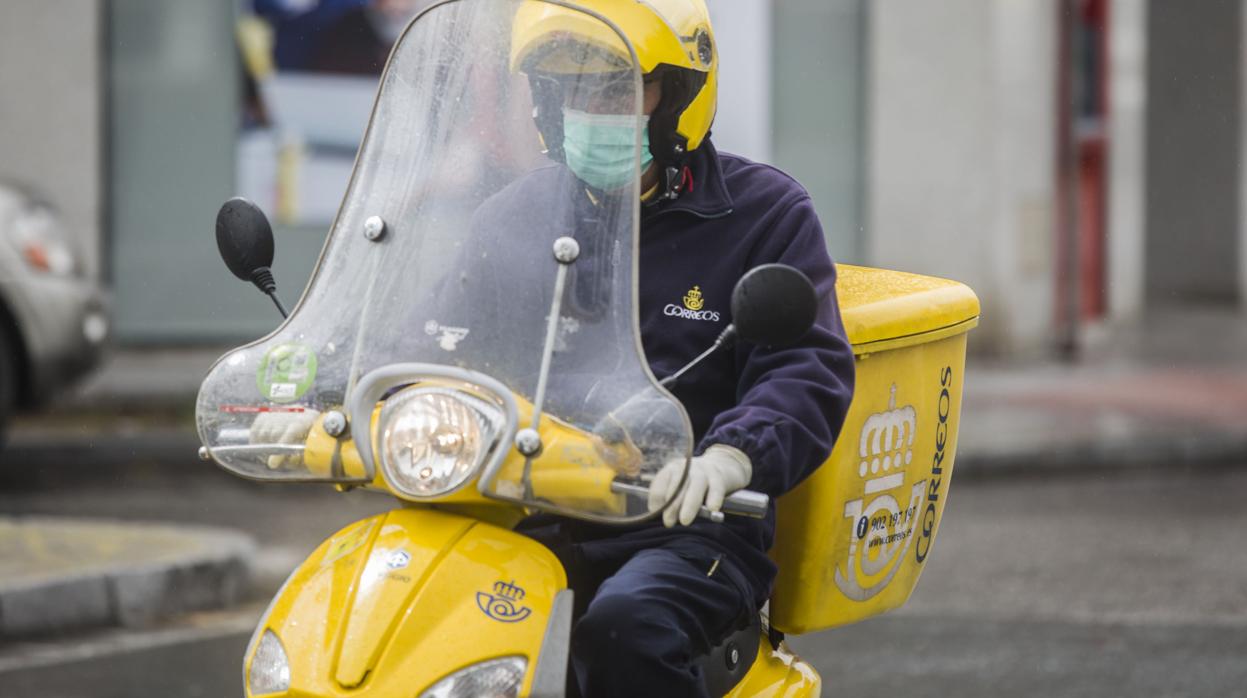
[858,384,917,478]
[683,285,705,311]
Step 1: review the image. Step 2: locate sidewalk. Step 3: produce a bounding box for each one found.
[959,361,1247,475]
[957,308,1247,475]
[1,347,246,639]
[0,518,253,639]
[3,308,1246,638]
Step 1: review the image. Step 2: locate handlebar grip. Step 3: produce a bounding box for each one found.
[610,481,770,521]
[206,427,305,457]
[217,427,252,446]
[719,489,770,519]
[205,444,306,457]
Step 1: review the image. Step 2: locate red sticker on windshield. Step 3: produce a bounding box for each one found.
[218,405,309,413]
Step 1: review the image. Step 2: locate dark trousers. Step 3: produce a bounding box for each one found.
[520,518,757,698]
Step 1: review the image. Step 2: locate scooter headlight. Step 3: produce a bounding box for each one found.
[247,629,290,695]
[418,656,527,698]
[378,385,505,498]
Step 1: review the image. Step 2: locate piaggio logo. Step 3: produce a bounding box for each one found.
[664,285,721,322]
[424,320,469,351]
[384,549,411,570]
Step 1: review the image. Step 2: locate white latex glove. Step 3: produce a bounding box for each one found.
[249,409,320,469]
[647,444,752,527]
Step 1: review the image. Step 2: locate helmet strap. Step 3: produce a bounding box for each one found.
[656,130,691,200]
[660,165,684,200]
[529,74,567,162]
[647,67,701,200]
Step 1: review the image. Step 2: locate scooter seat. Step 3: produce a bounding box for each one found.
[696,613,761,697]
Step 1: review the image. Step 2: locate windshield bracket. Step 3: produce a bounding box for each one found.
[521,236,582,497]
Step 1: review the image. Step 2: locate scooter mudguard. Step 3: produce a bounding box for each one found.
[727,637,822,697]
[246,507,568,697]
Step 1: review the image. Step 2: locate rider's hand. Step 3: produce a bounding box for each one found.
[249,409,320,469]
[647,444,752,527]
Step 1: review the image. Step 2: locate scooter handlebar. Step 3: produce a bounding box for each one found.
[609,481,770,522]
[718,488,771,519]
[205,427,306,457]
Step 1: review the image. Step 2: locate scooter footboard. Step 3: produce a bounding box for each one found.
[245,508,570,697]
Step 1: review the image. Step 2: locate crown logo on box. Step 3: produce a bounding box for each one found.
[858,384,917,478]
[493,580,526,601]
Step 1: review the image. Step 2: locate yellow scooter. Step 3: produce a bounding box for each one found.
[197,2,979,695]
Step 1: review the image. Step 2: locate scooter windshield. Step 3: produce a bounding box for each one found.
[196,0,693,523]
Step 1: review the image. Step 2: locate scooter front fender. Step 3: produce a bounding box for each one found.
[247,507,569,697]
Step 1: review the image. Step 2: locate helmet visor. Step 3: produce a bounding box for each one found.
[531,70,637,114]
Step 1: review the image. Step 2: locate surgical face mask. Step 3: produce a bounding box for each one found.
[561,108,654,191]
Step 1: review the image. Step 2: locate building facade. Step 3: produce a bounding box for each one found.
[0,0,1243,355]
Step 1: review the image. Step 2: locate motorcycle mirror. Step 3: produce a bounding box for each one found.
[730,264,818,347]
[215,197,287,318]
[216,197,273,280]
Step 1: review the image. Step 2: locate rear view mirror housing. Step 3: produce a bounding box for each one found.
[215,197,287,318]
[730,263,819,348]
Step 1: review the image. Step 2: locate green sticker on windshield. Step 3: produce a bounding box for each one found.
[256,343,318,403]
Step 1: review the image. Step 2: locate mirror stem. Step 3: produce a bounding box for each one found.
[250,267,288,319]
[267,292,289,319]
[659,324,737,388]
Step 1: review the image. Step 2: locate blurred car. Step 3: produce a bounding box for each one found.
[0,181,109,439]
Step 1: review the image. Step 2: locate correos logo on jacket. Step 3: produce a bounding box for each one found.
[664,285,721,322]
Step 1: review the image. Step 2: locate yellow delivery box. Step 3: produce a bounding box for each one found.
[769,264,980,634]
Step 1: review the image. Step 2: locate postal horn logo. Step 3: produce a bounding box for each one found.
[834,382,925,602]
[476,579,532,623]
[683,285,705,311]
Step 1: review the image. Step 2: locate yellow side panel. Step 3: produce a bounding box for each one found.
[769,333,969,634]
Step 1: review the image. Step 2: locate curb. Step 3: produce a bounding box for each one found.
[0,518,255,639]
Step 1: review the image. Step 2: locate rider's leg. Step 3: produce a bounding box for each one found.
[569,543,755,698]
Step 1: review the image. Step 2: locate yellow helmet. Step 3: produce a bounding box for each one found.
[511,0,717,195]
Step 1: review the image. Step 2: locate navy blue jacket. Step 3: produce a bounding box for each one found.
[620,141,854,600]
[640,142,854,494]
[445,140,856,601]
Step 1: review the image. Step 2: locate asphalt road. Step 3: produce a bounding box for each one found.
[789,466,1247,698]
[2,435,1245,697]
